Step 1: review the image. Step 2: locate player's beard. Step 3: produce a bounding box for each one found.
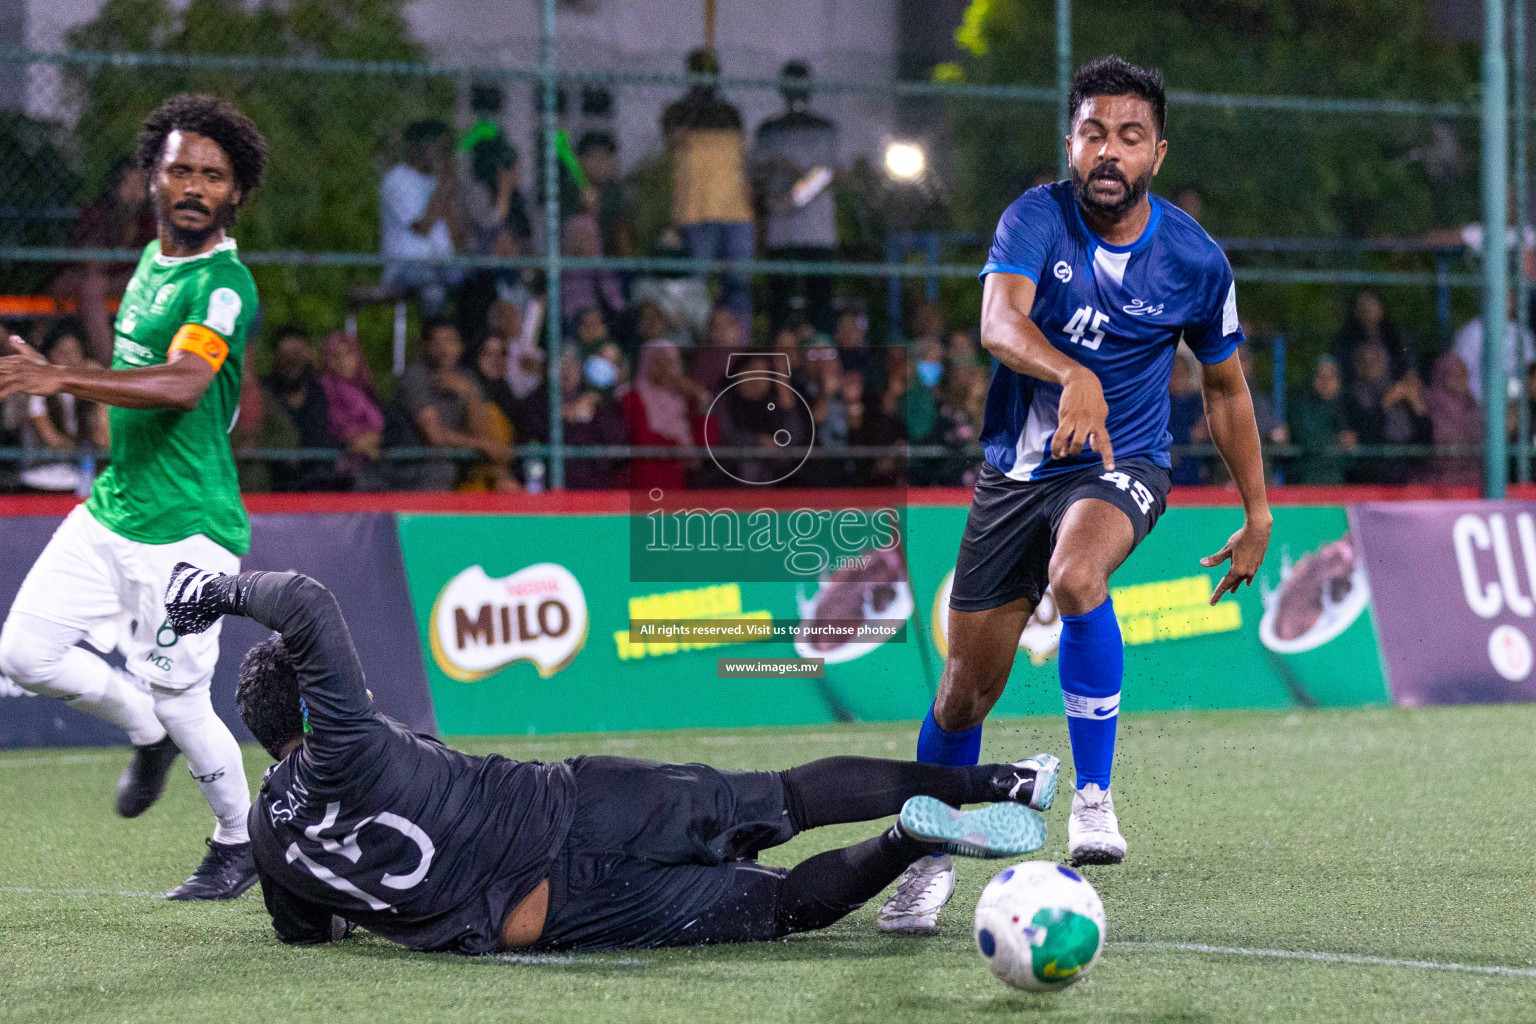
[1069,161,1152,221]
[157,193,237,251]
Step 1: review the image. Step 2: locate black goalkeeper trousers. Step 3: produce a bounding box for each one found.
[530,754,1003,952]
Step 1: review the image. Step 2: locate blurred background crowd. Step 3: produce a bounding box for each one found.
[0,0,1524,493]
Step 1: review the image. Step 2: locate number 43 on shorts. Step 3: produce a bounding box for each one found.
[1100,471,1155,516]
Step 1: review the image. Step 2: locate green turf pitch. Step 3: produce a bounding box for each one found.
[3,705,1535,1024]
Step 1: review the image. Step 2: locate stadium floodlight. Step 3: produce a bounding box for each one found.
[884,141,926,181]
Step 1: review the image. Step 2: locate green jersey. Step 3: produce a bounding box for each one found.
[85,238,257,556]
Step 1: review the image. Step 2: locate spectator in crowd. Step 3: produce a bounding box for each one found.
[1423,352,1482,486]
[459,82,504,153]
[752,60,838,335]
[381,119,465,318]
[1331,290,1411,387]
[633,300,679,348]
[457,138,535,345]
[561,215,625,327]
[460,137,521,257]
[629,225,715,339]
[1452,295,1536,404]
[577,131,634,259]
[20,321,109,493]
[849,367,904,487]
[1289,355,1350,485]
[457,333,521,492]
[493,299,545,405]
[800,340,845,444]
[393,319,506,490]
[1166,346,1207,485]
[234,343,296,495]
[264,325,346,492]
[834,309,872,379]
[1342,341,1431,484]
[692,304,749,394]
[947,328,981,372]
[556,346,629,490]
[661,48,754,327]
[937,364,990,487]
[716,354,795,485]
[902,339,945,447]
[318,332,385,490]
[54,156,156,362]
[909,302,945,348]
[620,339,712,492]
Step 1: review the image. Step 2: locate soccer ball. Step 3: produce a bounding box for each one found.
[973,861,1106,992]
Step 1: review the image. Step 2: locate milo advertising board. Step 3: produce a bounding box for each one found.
[398,503,1390,736]
[905,504,1390,717]
[396,513,934,735]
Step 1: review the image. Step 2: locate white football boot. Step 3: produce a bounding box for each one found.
[877,853,955,934]
[1067,783,1127,865]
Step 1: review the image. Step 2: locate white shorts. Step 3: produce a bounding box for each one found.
[7,505,240,692]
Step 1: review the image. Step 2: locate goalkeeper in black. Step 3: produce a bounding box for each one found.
[163,564,1062,954]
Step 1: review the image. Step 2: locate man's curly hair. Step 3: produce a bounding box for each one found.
[136,93,268,204]
[236,633,304,760]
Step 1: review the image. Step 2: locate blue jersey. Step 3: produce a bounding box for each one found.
[978,181,1243,480]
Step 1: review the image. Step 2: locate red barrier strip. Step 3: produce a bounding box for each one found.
[1,483,1533,519]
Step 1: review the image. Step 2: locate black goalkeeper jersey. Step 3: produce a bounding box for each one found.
[241,573,576,954]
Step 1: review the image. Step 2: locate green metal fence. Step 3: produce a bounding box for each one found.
[0,0,1527,492]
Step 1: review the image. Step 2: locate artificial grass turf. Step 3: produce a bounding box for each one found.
[2,705,1534,1024]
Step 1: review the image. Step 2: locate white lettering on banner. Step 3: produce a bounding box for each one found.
[1489,514,1535,616]
[1453,514,1502,618]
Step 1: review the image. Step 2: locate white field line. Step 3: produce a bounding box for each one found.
[0,891,1530,982]
[1115,941,1536,978]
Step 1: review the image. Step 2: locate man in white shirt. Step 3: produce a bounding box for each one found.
[1452,298,1536,403]
[380,120,466,317]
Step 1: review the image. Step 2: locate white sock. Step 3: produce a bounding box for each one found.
[0,612,166,746]
[153,686,251,845]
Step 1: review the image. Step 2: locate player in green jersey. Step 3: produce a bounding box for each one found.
[0,95,268,899]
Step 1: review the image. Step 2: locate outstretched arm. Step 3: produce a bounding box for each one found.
[1198,353,1273,603]
[165,566,376,749]
[0,335,216,411]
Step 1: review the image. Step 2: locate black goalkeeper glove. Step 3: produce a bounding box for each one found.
[163,562,243,636]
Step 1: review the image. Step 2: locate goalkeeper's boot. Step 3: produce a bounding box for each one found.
[166,837,258,901]
[897,796,1047,860]
[877,852,954,935]
[992,752,1060,812]
[115,735,179,818]
[1067,783,1127,866]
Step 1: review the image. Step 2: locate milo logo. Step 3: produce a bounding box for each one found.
[429,563,588,681]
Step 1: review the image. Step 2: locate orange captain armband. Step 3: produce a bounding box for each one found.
[170,323,231,372]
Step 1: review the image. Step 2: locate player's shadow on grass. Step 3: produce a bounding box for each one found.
[331,930,945,972]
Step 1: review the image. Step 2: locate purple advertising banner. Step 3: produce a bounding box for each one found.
[0,511,434,748]
[1352,501,1536,706]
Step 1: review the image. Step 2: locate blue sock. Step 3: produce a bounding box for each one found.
[1059,597,1123,790]
[916,704,982,766]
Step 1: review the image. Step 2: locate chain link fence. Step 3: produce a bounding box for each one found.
[0,0,1525,493]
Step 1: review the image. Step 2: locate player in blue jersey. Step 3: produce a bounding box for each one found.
[879,56,1272,933]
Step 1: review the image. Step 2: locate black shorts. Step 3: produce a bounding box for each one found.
[533,756,796,952]
[949,458,1171,613]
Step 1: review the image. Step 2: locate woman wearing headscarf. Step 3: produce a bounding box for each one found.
[319,333,385,487]
[620,339,712,492]
[1424,351,1482,486]
[1288,355,1350,485]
